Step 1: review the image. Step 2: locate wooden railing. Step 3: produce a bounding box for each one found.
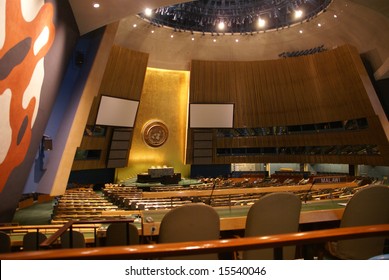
[1,224,388,260]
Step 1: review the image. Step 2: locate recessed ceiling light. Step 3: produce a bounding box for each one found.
[133,24,137,28]
[191,37,195,41]
[213,39,217,42]
[334,14,338,18]
[93,3,100,8]
[295,10,303,19]
[145,8,152,17]
[299,30,303,34]
[258,18,266,28]
[235,39,239,43]
[170,34,174,38]
[151,30,155,34]
[317,23,322,27]
[218,22,225,30]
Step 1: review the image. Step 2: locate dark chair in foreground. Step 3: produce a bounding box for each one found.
[326,185,389,259]
[242,192,302,260]
[23,232,47,251]
[61,230,86,248]
[105,222,139,246]
[0,231,11,253]
[158,203,220,260]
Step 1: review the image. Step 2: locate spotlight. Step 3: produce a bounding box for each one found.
[295,10,303,19]
[258,18,266,28]
[145,8,152,17]
[218,21,225,30]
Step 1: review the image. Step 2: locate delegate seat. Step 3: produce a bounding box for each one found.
[242,192,302,260]
[61,230,86,248]
[105,222,139,246]
[0,231,11,253]
[325,185,389,259]
[22,232,47,251]
[158,203,220,260]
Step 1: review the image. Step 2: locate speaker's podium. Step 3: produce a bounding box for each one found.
[137,166,181,184]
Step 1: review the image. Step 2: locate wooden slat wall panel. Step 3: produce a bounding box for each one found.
[190,45,376,127]
[188,44,389,165]
[72,46,148,170]
[99,46,148,99]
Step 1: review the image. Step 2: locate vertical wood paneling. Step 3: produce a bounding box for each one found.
[72,46,149,171]
[190,45,377,128]
[99,45,149,100]
[188,44,389,165]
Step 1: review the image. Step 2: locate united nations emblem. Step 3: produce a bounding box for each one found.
[142,121,169,147]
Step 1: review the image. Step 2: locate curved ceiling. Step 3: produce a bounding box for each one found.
[69,0,389,77]
[138,0,331,34]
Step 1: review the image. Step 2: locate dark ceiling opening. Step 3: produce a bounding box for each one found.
[139,0,332,34]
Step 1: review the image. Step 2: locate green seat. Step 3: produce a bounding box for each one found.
[242,192,302,260]
[0,231,11,253]
[326,185,389,259]
[158,203,220,260]
[61,230,86,248]
[23,232,47,251]
[105,222,139,246]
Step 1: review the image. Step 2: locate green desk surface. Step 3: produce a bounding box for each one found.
[140,198,348,221]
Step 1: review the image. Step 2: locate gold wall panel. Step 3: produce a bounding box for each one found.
[116,68,191,182]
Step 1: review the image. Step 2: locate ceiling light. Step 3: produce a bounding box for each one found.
[295,10,303,19]
[145,8,152,17]
[218,21,225,30]
[140,0,330,34]
[299,30,303,34]
[258,18,266,28]
[213,39,217,42]
[191,37,195,41]
[93,3,100,8]
[317,23,322,27]
[133,24,137,28]
[235,39,239,43]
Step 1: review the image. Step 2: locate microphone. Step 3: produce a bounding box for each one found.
[206,179,218,205]
[304,180,315,203]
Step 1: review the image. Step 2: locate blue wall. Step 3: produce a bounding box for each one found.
[23,28,104,194]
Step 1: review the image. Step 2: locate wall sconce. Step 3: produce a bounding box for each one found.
[42,135,53,151]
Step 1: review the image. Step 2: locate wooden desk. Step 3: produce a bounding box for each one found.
[140,182,358,199]
[4,199,347,246]
[130,198,348,236]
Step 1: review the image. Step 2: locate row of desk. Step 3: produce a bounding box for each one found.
[4,198,347,248]
[100,198,348,236]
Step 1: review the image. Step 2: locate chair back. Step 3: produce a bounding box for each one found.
[0,231,11,253]
[61,230,86,248]
[23,232,47,251]
[243,192,301,260]
[158,203,220,260]
[105,222,139,246]
[335,185,389,259]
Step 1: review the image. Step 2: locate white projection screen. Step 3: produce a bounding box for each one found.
[189,104,234,128]
[96,96,139,127]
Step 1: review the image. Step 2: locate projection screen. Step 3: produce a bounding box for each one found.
[189,104,234,128]
[96,96,139,127]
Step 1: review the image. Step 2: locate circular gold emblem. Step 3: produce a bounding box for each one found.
[142,121,169,147]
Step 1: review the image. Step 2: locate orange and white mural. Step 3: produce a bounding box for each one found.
[0,0,55,192]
